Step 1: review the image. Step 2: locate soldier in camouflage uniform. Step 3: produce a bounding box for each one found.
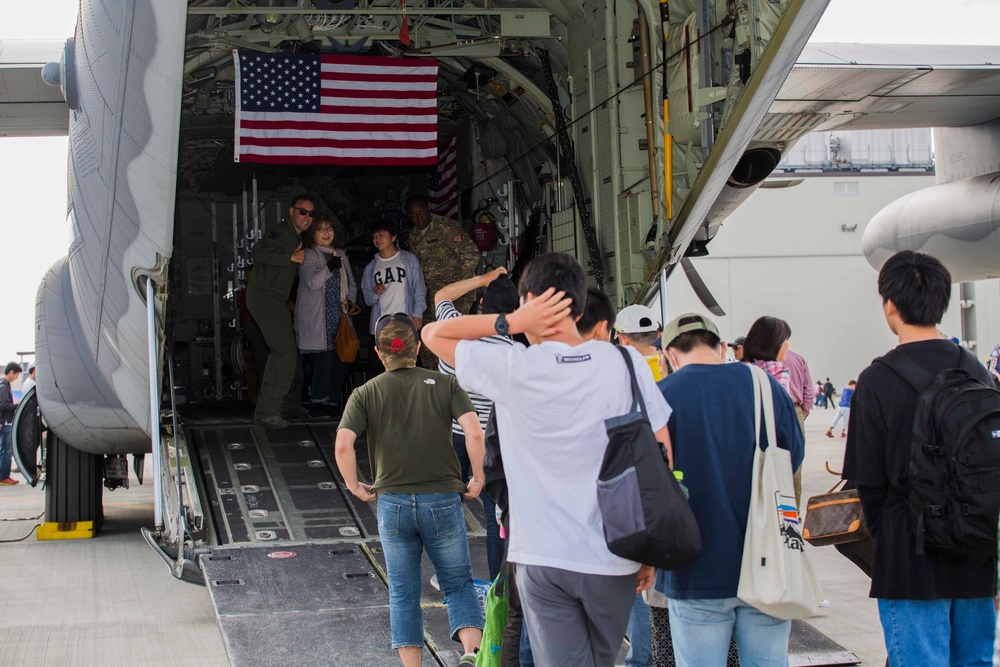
[405,194,481,368]
[246,194,315,429]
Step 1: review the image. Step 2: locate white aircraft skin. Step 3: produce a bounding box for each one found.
[33,1,186,455]
[4,0,1000,529]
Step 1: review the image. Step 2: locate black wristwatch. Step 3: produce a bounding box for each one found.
[494,313,510,336]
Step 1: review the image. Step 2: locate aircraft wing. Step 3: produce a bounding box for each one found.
[0,40,68,137]
[770,43,1000,132]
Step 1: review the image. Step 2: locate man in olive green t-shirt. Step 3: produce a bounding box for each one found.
[334,313,485,667]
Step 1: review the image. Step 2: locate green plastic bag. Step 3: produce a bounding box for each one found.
[476,568,510,667]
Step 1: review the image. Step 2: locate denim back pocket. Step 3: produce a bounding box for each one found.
[430,502,463,540]
[596,466,645,543]
[378,502,401,536]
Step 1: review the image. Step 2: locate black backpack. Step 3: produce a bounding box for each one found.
[877,346,1000,560]
[596,347,702,570]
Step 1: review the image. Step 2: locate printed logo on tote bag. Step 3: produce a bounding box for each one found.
[775,492,805,552]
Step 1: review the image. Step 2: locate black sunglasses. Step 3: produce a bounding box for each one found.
[375,312,413,327]
[294,207,316,217]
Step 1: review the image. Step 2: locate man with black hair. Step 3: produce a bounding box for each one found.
[578,287,616,342]
[361,220,427,334]
[433,264,518,581]
[0,361,22,485]
[21,364,36,396]
[727,336,745,362]
[405,194,481,368]
[422,252,668,667]
[654,313,802,665]
[842,250,996,666]
[247,194,315,429]
[822,378,835,409]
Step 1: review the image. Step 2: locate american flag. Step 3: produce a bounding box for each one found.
[428,134,459,219]
[233,51,438,165]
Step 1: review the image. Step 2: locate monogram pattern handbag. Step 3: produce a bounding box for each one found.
[803,473,870,547]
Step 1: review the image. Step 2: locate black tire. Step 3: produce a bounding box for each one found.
[44,433,104,532]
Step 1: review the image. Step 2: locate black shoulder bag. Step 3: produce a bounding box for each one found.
[596,347,702,569]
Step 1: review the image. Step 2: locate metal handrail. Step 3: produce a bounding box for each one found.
[146,276,163,532]
[167,352,187,578]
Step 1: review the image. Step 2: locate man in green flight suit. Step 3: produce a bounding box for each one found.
[404,194,481,368]
[247,193,315,429]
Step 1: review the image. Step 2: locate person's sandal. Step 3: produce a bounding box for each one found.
[458,653,477,666]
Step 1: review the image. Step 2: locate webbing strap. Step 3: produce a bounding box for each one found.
[616,346,647,419]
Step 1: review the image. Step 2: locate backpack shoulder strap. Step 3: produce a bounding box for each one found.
[616,345,645,417]
[874,348,934,391]
[957,345,985,378]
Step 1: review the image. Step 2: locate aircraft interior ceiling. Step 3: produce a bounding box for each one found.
[175,1,575,279]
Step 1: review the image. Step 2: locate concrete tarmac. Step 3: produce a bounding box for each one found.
[0,407,888,666]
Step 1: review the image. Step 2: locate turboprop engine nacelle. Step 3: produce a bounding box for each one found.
[863,172,1000,282]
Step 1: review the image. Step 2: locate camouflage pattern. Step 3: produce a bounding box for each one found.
[408,214,481,366]
[375,314,418,371]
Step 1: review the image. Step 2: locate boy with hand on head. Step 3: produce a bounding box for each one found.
[422,252,671,667]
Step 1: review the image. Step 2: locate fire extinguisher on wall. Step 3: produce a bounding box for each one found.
[472,207,498,252]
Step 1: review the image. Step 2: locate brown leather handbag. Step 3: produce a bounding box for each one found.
[334,301,362,364]
[803,469,870,547]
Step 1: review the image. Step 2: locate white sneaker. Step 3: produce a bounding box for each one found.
[818,599,830,608]
[429,574,440,591]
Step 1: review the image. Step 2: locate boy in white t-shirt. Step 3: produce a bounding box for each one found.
[422,252,672,667]
[361,220,427,335]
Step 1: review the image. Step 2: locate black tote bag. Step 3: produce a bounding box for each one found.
[596,347,702,570]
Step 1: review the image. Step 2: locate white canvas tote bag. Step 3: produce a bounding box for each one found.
[737,364,822,620]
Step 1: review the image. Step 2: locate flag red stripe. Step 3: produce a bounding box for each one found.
[241,137,438,150]
[321,71,438,84]
[428,135,459,218]
[239,154,437,166]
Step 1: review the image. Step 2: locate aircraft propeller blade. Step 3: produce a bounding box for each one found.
[680,257,726,317]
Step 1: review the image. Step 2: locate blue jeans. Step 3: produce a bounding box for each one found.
[878,597,995,666]
[668,597,790,667]
[520,621,534,666]
[307,350,344,405]
[830,406,850,432]
[453,432,503,580]
[0,423,12,480]
[378,493,483,648]
[626,593,652,666]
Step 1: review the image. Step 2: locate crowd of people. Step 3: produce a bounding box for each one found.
[241,192,479,429]
[238,194,997,667]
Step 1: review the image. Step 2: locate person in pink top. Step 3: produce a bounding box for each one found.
[741,316,791,393]
[783,343,815,509]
